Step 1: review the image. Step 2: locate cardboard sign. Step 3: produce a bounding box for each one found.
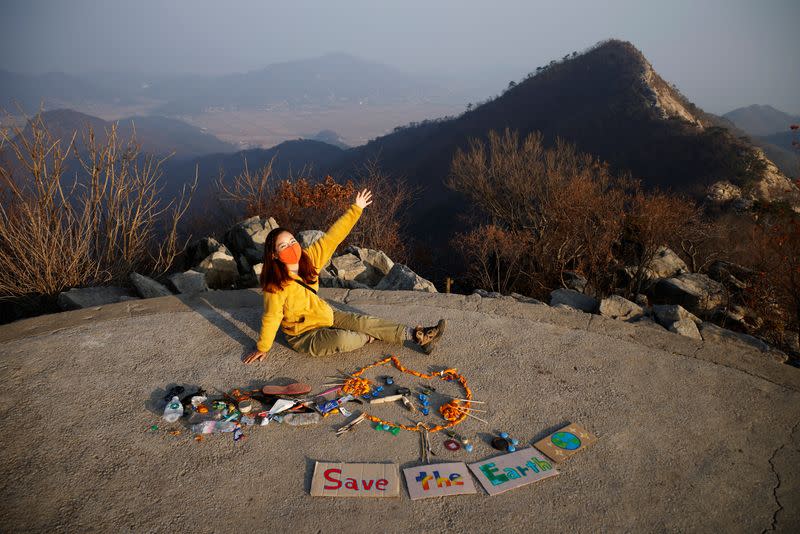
[310,462,400,497]
[534,423,597,463]
[402,462,477,500]
[468,448,558,496]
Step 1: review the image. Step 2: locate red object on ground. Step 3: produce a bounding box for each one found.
[261,382,312,396]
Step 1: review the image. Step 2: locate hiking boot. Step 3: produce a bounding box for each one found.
[413,319,447,354]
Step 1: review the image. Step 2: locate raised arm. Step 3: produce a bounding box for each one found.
[306,188,372,270]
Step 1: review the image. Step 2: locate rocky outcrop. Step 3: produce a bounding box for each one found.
[224,215,279,265]
[129,272,172,299]
[197,250,238,289]
[550,288,598,313]
[375,264,437,292]
[599,295,644,321]
[650,273,725,315]
[184,237,231,270]
[648,246,688,278]
[168,270,209,295]
[56,286,139,310]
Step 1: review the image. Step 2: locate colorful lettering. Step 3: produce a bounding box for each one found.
[480,462,510,486]
[415,471,434,491]
[375,479,388,491]
[449,473,464,486]
[323,468,342,490]
[504,467,521,479]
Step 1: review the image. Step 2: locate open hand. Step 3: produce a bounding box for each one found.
[355,188,373,209]
[243,350,267,364]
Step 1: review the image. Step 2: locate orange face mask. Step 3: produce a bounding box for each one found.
[277,242,302,264]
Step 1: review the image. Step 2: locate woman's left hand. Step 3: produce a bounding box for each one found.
[355,188,373,209]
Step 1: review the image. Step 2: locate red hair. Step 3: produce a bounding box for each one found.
[260,227,319,293]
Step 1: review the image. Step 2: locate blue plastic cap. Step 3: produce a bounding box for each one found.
[499,432,509,439]
[511,439,519,446]
[508,445,516,452]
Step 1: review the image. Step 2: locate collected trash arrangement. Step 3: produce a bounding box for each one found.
[154,354,597,499]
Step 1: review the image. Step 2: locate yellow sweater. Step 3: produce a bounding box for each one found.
[256,203,363,352]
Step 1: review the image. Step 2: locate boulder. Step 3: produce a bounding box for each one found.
[474,289,502,298]
[375,264,437,292]
[224,216,279,264]
[197,250,239,289]
[343,246,395,286]
[648,246,688,278]
[184,237,231,270]
[650,273,725,315]
[549,288,598,313]
[167,270,209,295]
[237,255,251,275]
[651,304,702,328]
[318,267,338,288]
[330,253,367,281]
[699,322,787,363]
[510,292,544,305]
[298,230,324,249]
[129,272,172,298]
[56,286,139,310]
[599,295,644,321]
[668,318,702,340]
[563,271,588,293]
[707,260,755,290]
[706,181,742,204]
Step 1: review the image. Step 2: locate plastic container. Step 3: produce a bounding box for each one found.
[277,412,320,426]
[163,396,184,423]
[191,420,237,434]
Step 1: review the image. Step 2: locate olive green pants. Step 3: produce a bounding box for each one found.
[285,309,407,357]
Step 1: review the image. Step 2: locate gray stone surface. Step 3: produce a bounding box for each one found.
[652,304,702,327]
[648,246,688,278]
[375,263,437,292]
[651,273,725,315]
[599,295,644,321]
[340,247,394,287]
[330,253,367,281]
[129,272,172,298]
[184,237,230,270]
[56,286,139,310]
[699,322,787,363]
[167,270,209,295]
[668,317,702,340]
[197,250,239,290]
[550,288,598,313]
[298,230,324,250]
[224,215,279,264]
[0,288,798,532]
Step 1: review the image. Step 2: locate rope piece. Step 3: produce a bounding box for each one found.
[345,355,473,433]
[341,377,371,396]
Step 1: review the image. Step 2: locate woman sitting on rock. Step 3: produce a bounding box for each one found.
[244,188,445,363]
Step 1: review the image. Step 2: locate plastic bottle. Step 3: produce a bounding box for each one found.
[163,396,184,423]
[191,420,237,434]
[276,412,320,426]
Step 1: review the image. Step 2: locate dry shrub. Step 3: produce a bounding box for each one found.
[216,157,414,261]
[447,128,716,302]
[740,217,800,346]
[452,224,526,293]
[447,128,628,298]
[348,159,416,262]
[0,113,195,301]
[622,187,705,296]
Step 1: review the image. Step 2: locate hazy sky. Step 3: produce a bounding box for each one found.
[1,0,798,115]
